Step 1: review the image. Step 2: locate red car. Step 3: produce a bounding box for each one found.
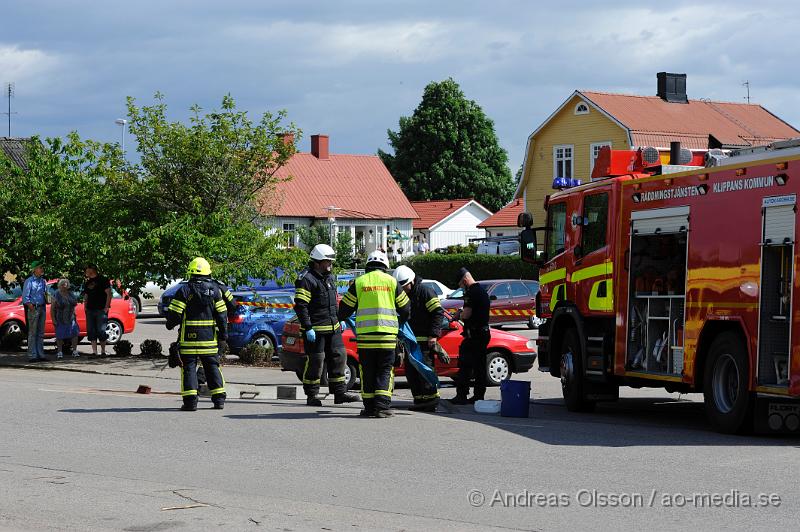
[279,313,536,391]
[0,280,136,345]
[441,279,541,329]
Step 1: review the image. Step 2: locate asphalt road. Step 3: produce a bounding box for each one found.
[1,359,797,531]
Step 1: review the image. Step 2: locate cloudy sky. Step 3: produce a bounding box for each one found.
[2,0,798,172]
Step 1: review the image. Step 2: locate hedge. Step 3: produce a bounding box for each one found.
[401,253,537,287]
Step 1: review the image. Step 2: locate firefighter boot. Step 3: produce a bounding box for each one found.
[334,393,359,404]
[212,393,226,410]
[449,395,470,405]
[409,398,439,412]
[306,395,323,407]
[180,397,198,411]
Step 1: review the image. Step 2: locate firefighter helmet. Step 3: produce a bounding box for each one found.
[187,257,212,276]
[309,244,336,262]
[366,250,390,269]
[393,265,415,287]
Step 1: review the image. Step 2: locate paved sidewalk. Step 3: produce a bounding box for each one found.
[0,351,300,386]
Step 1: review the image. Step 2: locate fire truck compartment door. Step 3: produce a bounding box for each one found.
[631,206,690,235]
[762,195,796,245]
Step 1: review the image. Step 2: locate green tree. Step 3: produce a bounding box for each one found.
[296,224,356,271]
[0,94,307,291]
[379,78,515,212]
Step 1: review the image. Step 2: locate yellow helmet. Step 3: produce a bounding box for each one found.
[187,257,211,276]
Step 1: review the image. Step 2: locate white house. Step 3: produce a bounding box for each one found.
[265,134,418,254]
[411,199,493,251]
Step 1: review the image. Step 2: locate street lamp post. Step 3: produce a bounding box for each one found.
[325,205,341,246]
[115,118,127,157]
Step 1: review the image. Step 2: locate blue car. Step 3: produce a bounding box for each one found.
[226,290,296,353]
[158,275,295,317]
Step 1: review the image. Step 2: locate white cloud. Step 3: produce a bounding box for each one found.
[0,45,60,87]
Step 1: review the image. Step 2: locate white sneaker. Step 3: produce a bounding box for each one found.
[56,352,63,359]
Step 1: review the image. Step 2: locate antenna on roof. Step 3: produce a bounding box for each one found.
[742,80,750,104]
[2,82,17,136]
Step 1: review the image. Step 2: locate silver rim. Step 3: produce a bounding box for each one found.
[487,354,509,384]
[560,350,574,393]
[253,334,273,349]
[105,321,122,344]
[6,322,22,335]
[712,353,740,414]
[344,364,352,387]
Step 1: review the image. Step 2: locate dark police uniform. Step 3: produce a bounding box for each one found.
[294,268,348,398]
[406,277,445,405]
[456,282,491,400]
[166,276,228,409]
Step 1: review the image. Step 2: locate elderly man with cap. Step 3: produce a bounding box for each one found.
[393,265,448,411]
[22,260,48,361]
[450,267,491,405]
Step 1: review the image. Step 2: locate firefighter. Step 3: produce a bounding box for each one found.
[295,244,359,406]
[165,257,228,411]
[338,250,410,418]
[392,265,449,412]
[450,267,491,405]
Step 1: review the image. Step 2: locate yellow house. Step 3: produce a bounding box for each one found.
[516,73,799,226]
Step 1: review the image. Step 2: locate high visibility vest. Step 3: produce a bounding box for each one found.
[354,270,399,335]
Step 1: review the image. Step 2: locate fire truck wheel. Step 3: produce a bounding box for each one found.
[559,328,596,412]
[703,332,754,434]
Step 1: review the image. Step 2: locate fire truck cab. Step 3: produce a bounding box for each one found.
[519,139,800,434]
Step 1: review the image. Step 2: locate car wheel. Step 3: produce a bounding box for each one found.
[0,320,26,348]
[1,320,25,337]
[703,332,754,434]
[485,351,510,386]
[560,328,595,412]
[105,319,123,345]
[345,359,359,390]
[131,297,141,317]
[527,316,538,330]
[251,333,275,352]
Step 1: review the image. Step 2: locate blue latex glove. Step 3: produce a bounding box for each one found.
[339,321,348,331]
[305,329,317,343]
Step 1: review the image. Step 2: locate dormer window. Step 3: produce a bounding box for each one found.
[574,103,589,115]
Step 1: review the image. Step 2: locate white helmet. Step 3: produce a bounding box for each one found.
[393,265,415,287]
[309,244,336,262]
[366,250,389,269]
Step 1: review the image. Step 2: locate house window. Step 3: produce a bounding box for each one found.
[282,223,296,248]
[553,145,573,179]
[574,103,589,115]
[590,141,612,176]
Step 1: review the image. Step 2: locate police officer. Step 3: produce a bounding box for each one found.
[393,265,449,412]
[450,267,491,405]
[338,250,410,418]
[295,244,359,406]
[165,257,229,411]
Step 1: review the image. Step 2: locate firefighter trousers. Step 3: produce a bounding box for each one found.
[406,346,439,404]
[455,329,490,400]
[302,331,347,397]
[359,348,395,412]
[181,354,226,404]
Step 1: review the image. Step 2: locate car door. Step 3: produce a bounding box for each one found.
[435,313,461,373]
[509,281,533,322]
[488,282,513,324]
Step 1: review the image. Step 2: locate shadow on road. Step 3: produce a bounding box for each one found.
[59,407,178,413]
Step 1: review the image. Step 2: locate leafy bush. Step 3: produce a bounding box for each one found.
[139,339,163,358]
[113,340,134,357]
[402,253,536,287]
[238,342,272,365]
[434,243,477,255]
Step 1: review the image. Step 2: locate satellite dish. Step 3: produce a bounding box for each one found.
[642,146,660,164]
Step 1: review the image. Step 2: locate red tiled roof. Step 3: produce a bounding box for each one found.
[478,199,524,228]
[267,153,418,220]
[581,91,799,149]
[410,199,473,229]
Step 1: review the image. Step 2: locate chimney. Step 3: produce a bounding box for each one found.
[281,132,294,146]
[657,72,688,103]
[311,134,329,160]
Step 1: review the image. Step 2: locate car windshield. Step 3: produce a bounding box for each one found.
[447,282,484,300]
[0,285,21,302]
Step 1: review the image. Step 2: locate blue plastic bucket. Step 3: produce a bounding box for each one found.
[500,379,531,418]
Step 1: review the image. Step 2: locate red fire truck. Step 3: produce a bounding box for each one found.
[519,139,800,434]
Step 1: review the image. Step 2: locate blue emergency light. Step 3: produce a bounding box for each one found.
[552,177,582,190]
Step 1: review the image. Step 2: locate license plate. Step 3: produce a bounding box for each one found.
[285,337,296,345]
